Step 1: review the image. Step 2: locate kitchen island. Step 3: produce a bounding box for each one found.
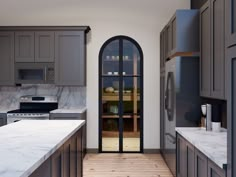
[0,120,85,177]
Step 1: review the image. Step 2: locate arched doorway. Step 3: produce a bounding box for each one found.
[99,36,143,152]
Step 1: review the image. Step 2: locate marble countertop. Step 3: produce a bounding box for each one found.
[176,127,227,169]
[0,120,85,177]
[50,107,87,114]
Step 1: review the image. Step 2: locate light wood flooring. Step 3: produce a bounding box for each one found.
[83,153,174,177]
[102,138,140,151]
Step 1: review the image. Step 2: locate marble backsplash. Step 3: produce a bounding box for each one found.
[0,85,86,110]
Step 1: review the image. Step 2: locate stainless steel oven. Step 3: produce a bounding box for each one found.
[15,63,55,84]
[7,95,58,124]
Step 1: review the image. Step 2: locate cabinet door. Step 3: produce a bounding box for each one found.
[35,31,54,62]
[177,135,187,177]
[225,0,236,47]
[186,142,195,177]
[160,31,165,71]
[167,25,172,58]
[29,158,51,177]
[51,147,63,177]
[0,32,14,86]
[55,31,85,86]
[195,149,208,177]
[200,1,211,97]
[76,129,83,177]
[171,17,177,53]
[70,136,77,177]
[15,32,34,62]
[0,114,7,126]
[225,46,236,177]
[63,139,71,177]
[208,160,226,177]
[211,0,225,99]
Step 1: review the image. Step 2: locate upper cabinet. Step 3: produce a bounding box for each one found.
[160,29,165,72]
[225,0,236,47]
[200,0,226,100]
[161,10,199,61]
[15,32,35,62]
[0,32,14,86]
[35,31,55,62]
[55,31,86,86]
[15,31,54,63]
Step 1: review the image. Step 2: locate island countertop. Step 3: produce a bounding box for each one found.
[176,127,227,169]
[0,120,85,177]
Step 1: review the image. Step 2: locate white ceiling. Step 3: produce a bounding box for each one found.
[0,0,190,25]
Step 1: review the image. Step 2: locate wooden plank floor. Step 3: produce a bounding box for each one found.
[83,153,174,177]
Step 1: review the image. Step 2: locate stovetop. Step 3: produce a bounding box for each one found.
[7,109,52,114]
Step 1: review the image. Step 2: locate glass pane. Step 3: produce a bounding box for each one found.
[18,69,44,80]
[102,40,119,76]
[123,40,140,76]
[102,77,120,151]
[122,76,141,151]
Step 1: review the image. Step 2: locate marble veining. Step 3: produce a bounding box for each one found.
[50,107,87,114]
[0,120,85,177]
[0,84,86,112]
[176,127,227,169]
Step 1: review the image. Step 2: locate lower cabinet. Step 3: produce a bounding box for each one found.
[0,113,7,127]
[29,126,83,177]
[177,134,226,177]
[195,149,208,177]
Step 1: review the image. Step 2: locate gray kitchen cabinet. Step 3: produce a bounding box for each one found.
[55,31,86,86]
[200,1,211,97]
[160,30,165,72]
[200,0,225,100]
[29,158,51,177]
[35,31,55,62]
[186,142,195,177]
[225,46,236,177]
[208,160,226,177]
[0,113,7,126]
[166,10,199,59]
[0,32,14,86]
[177,134,187,177]
[51,146,64,177]
[50,111,87,158]
[195,149,208,177]
[15,32,35,62]
[225,0,236,47]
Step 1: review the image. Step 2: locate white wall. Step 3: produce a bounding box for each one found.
[0,0,190,149]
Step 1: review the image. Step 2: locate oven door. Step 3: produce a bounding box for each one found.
[15,63,54,84]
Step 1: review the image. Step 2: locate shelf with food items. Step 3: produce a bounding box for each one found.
[103,55,133,61]
[102,115,140,119]
[102,72,140,77]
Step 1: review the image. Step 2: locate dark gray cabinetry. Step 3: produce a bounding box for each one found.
[15,32,35,62]
[161,10,199,61]
[225,0,236,47]
[35,31,55,62]
[0,113,7,126]
[195,149,208,177]
[30,125,84,177]
[15,31,54,63]
[0,32,14,86]
[55,31,85,86]
[51,147,63,177]
[200,1,211,97]
[200,0,225,99]
[225,46,236,177]
[186,142,195,177]
[50,112,87,158]
[177,133,225,177]
[160,30,165,72]
[208,160,226,177]
[176,134,195,177]
[177,135,187,177]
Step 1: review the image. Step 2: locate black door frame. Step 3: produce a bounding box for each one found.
[98,35,144,153]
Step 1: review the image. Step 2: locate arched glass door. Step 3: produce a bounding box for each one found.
[99,36,143,152]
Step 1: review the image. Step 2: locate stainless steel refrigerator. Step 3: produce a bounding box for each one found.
[162,56,201,176]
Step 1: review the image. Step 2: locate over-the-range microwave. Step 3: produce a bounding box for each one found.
[15,63,55,84]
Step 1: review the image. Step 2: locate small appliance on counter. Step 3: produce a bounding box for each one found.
[7,96,58,124]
